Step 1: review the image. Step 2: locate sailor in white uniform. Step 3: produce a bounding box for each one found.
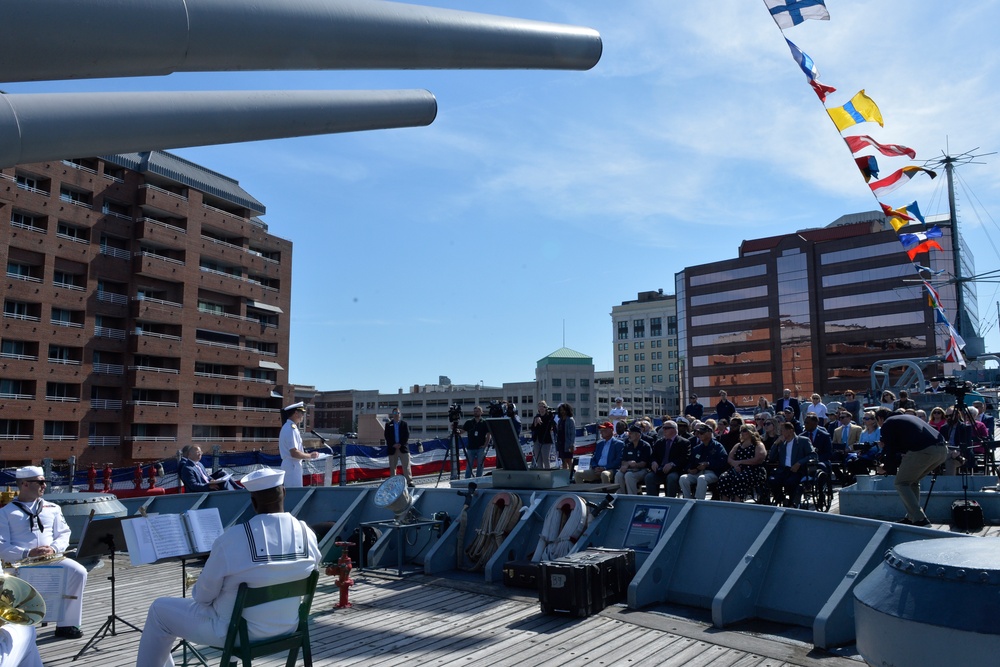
[278,401,318,488]
[0,624,43,667]
[137,468,320,667]
[0,466,87,639]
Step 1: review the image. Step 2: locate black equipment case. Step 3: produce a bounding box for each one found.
[539,548,635,617]
[952,470,985,533]
[952,499,984,532]
[502,560,541,590]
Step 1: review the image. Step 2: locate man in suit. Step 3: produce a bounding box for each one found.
[767,422,815,507]
[575,422,623,483]
[137,468,320,666]
[645,421,690,497]
[832,411,861,449]
[803,412,833,465]
[774,388,800,421]
[384,408,413,487]
[179,445,224,493]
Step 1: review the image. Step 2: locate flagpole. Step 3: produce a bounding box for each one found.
[941,154,966,337]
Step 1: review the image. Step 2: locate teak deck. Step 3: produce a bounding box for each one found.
[36,556,863,667]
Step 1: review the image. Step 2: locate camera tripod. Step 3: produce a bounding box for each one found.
[948,393,998,476]
[435,421,468,486]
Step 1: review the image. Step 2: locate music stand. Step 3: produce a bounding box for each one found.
[73,516,142,661]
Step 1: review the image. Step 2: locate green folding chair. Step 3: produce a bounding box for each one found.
[217,569,319,667]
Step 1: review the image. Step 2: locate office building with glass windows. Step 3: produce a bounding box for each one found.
[675,211,976,410]
[1,152,291,466]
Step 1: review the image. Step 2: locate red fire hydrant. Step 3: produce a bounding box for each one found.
[87,464,97,492]
[325,542,355,608]
[103,463,113,493]
[133,464,143,489]
[147,463,159,489]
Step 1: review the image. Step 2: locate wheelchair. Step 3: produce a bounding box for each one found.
[796,460,832,512]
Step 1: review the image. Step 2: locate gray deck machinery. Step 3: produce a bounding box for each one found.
[0,0,603,167]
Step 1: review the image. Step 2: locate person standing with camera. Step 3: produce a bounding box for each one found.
[531,401,556,469]
[385,408,413,487]
[460,406,491,478]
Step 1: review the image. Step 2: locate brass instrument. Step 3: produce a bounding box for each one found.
[0,574,45,626]
[10,552,65,569]
[185,571,200,590]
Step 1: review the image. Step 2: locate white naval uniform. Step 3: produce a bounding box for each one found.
[0,498,87,628]
[137,512,320,667]
[0,624,42,667]
[278,420,305,488]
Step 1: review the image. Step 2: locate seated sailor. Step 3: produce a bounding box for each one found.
[137,467,320,667]
[0,466,88,639]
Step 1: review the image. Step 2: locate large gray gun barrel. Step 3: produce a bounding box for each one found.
[0,90,438,168]
[0,0,602,83]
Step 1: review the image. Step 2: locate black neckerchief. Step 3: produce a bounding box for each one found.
[13,500,43,532]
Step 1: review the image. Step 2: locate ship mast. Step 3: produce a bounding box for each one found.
[924,146,994,338]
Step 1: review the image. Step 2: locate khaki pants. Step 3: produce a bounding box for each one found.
[615,469,646,494]
[388,447,412,483]
[895,444,948,522]
[575,468,614,484]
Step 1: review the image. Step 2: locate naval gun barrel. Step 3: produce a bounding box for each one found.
[0,90,438,168]
[0,0,603,83]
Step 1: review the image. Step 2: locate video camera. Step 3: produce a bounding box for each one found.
[448,404,464,423]
[932,376,976,403]
[488,400,506,419]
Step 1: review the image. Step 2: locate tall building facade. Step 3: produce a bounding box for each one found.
[675,212,973,410]
[1,152,290,465]
[610,290,679,417]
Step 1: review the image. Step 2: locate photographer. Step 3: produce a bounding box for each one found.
[875,408,948,526]
[530,401,556,470]
[460,406,491,478]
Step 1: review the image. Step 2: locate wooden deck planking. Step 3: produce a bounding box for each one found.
[36,542,871,667]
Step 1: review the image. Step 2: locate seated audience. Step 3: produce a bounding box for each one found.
[679,423,728,500]
[644,421,690,497]
[716,424,767,502]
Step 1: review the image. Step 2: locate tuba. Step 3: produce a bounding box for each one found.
[0,575,46,626]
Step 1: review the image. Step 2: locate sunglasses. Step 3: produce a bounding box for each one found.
[863,417,874,421]
[25,480,46,486]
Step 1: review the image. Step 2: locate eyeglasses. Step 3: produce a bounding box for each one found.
[25,480,46,486]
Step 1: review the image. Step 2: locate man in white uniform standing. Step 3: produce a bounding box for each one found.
[0,466,87,639]
[278,401,317,488]
[137,468,320,666]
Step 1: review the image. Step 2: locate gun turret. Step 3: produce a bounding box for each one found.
[0,0,602,165]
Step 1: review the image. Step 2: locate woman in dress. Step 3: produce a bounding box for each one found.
[717,424,767,502]
[555,403,576,471]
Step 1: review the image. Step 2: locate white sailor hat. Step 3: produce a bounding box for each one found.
[240,468,285,492]
[15,466,46,480]
[283,401,307,412]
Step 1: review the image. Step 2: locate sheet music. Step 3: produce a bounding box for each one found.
[184,508,225,553]
[147,514,193,560]
[16,565,66,623]
[121,517,158,565]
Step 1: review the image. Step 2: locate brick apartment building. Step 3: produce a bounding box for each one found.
[1,151,291,466]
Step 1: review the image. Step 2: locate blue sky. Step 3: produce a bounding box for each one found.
[9,1,1000,392]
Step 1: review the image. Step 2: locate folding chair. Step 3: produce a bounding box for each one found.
[216,569,319,667]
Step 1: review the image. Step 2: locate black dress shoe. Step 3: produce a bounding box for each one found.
[54,626,84,639]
